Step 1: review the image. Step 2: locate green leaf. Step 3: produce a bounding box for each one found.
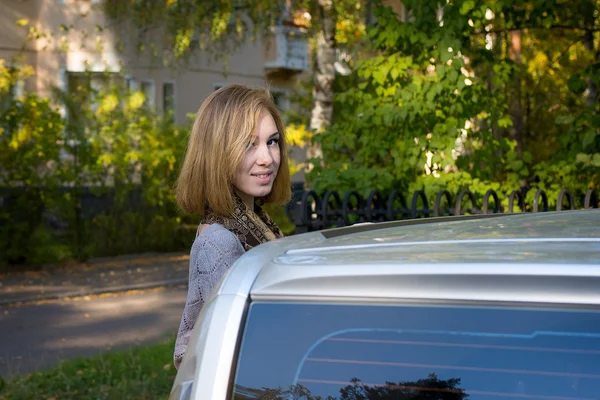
[383,112,392,126]
[379,64,391,80]
[555,115,574,125]
[542,16,553,29]
[510,160,523,171]
[593,153,600,167]
[460,1,475,15]
[447,68,458,82]
[373,69,386,85]
[576,153,591,164]
[498,115,513,128]
[567,75,586,94]
[582,130,597,148]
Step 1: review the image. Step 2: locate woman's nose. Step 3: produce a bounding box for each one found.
[256,144,273,166]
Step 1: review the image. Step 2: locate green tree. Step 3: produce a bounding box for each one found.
[0,61,192,266]
[307,0,599,208]
[233,374,467,400]
[0,62,67,264]
[339,373,468,400]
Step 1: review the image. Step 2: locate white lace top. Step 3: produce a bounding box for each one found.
[173,224,245,369]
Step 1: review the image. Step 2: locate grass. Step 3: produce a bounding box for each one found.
[0,337,177,400]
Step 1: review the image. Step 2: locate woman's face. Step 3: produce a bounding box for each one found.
[233,110,281,208]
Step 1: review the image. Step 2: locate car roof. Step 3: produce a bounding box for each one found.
[217,209,600,306]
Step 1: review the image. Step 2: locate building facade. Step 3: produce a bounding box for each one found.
[0,0,309,125]
[1,0,310,184]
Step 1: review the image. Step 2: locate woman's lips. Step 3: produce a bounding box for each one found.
[252,172,272,183]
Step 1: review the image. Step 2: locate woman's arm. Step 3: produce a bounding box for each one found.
[173,224,244,369]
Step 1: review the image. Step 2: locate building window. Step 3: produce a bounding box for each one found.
[140,80,156,109]
[162,82,175,120]
[66,71,121,113]
[232,303,600,399]
[1,67,24,111]
[126,77,139,92]
[60,71,119,161]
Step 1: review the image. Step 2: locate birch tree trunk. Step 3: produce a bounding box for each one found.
[308,0,337,161]
[582,0,597,107]
[508,29,523,158]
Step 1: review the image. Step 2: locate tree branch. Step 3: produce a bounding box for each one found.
[474,24,600,36]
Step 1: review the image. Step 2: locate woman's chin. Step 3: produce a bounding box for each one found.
[252,186,273,199]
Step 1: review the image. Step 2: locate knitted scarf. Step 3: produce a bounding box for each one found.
[199,195,284,251]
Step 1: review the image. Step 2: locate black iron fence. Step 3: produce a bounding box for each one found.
[286,187,599,233]
[0,186,145,225]
[0,185,191,265]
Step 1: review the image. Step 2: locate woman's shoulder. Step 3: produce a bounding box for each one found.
[193,223,244,255]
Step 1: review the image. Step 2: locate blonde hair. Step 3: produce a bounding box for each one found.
[175,84,291,216]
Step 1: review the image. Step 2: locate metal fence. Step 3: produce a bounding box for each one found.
[0,186,146,230]
[286,188,599,233]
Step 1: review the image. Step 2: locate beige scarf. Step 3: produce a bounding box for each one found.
[199,194,284,251]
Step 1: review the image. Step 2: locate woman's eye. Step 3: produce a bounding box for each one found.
[267,138,279,146]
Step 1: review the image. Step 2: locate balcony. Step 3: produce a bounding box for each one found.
[264,25,309,73]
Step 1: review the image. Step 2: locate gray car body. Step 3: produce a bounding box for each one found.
[169,209,600,400]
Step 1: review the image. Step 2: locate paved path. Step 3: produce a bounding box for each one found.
[0,252,193,377]
[0,252,189,305]
[0,285,187,377]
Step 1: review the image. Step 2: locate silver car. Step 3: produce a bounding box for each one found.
[170,209,600,400]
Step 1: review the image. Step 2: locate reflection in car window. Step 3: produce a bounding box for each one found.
[231,303,600,399]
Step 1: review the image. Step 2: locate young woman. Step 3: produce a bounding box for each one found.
[173,84,291,368]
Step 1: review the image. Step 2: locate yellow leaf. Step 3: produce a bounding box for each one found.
[98,93,119,115]
[286,124,312,147]
[166,0,178,5]
[125,151,139,163]
[127,91,145,111]
[16,19,29,27]
[98,153,114,166]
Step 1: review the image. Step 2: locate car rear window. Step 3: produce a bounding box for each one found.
[231,303,600,399]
